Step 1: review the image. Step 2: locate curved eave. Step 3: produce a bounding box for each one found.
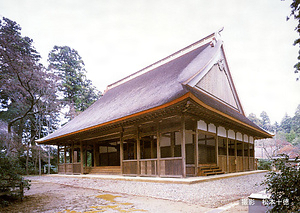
[38,91,272,145]
[37,93,191,144]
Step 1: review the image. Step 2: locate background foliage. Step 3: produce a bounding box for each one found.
[0,17,100,176]
[262,155,300,212]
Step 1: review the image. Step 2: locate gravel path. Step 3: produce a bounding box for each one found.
[25,172,267,208]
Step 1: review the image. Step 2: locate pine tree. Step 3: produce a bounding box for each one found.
[47,46,101,120]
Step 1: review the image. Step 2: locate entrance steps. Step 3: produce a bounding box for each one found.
[197,164,225,176]
[88,166,121,175]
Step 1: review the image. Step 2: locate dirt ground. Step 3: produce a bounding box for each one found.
[0,180,241,213]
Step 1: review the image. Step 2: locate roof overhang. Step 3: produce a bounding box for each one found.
[37,91,272,145]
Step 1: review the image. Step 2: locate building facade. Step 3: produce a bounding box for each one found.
[37,31,272,177]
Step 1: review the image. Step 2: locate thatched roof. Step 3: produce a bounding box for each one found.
[37,32,272,144]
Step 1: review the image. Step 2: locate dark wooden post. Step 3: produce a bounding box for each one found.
[171,132,175,157]
[242,134,245,172]
[136,127,141,176]
[150,137,154,159]
[71,142,74,174]
[93,143,97,167]
[226,129,229,173]
[156,121,161,177]
[181,114,186,178]
[194,124,199,176]
[80,141,84,174]
[120,128,124,175]
[248,136,250,171]
[85,142,88,172]
[234,132,237,172]
[57,145,60,172]
[64,146,67,174]
[215,126,219,166]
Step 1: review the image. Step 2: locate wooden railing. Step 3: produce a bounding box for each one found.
[237,156,243,172]
[159,157,183,177]
[218,155,255,173]
[140,159,157,176]
[123,160,138,175]
[123,157,183,177]
[58,163,82,174]
[218,155,226,172]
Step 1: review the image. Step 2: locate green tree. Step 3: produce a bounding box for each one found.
[248,113,262,127]
[291,104,300,134]
[286,0,300,80]
[260,111,272,132]
[47,46,101,120]
[0,17,59,158]
[280,113,292,133]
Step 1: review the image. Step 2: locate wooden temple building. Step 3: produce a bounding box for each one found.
[37,31,272,177]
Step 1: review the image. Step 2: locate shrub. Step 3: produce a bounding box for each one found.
[0,151,30,206]
[262,154,300,212]
[258,159,272,170]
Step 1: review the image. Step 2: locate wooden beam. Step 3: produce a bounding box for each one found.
[181,114,186,178]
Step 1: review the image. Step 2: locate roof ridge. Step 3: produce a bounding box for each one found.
[104,31,220,93]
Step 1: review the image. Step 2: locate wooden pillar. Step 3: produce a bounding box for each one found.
[64,146,67,174]
[156,121,161,177]
[150,138,154,158]
[181,114,186,178]
[215,126,219,166]
[248,136,250,171]
[171,132,175,157]
[71,142,74,174]
[85,142,88,171]
[234,132,237,172]
[134,142,137,159]
[194,128,199,176]
[136,127,141,176]
[80,141,84,174]
[242,135,245,172]
[93,143,97,167]
[57,145,60,166]
[226,129,229,173]
[120,128,124,175]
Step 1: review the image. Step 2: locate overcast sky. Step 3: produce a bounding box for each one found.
[1,0,300,124]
